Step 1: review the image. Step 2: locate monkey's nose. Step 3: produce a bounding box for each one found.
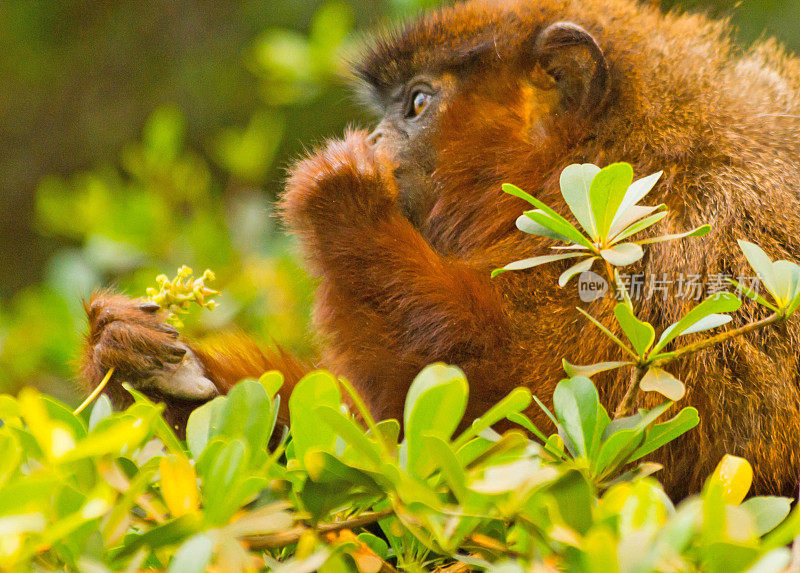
[367,129,383,147]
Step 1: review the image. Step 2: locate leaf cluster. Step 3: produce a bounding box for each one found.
[0,364,796,572]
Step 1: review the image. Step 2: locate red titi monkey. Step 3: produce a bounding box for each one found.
[82,0,800,497]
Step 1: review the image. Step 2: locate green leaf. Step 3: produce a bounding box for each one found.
[630,407,699,461]
[727,278,778,311]
[186,396,226,459]
[763,505,800,551]
[738,240,779,296]
[581,528,620,573]
[506,412,553,449]
[59,416,150,462]
[424,435,469,503]
[502,182,544,206]
[516,214,569,241]
[217,379,275,455]
[533,395,559,428]
[702,543,760,573]
[314,406,382,467]
[455,387,532,448]
[610,209,668,245]
[614,171,663,224]
[577,307,637,359]
[459,431,528,470]
[492,253,585,278]
[609,204,663,239]
[258,371,284,399]
[600,243,644,267]
[549,470,594,534]
[619,171,664,213]
[166,533,214,573]
[744,549,792,573]
[562,359,632,378]
[373,419,400,446]
[785,288,800,317]
[560,163,601,239]
[403,364,468,478]
[503,183,594,247]
[43,395,87,440]
[741,497,792,536]
[202,438,249,525]
[639,368,685,401]
[289,371,341,462]
[304,450,380,490]
[88,394,112,431]
[614,303,655,356]
[553,377,602,458]
[358,532,389,561]
[124,385,184,454]
[680,314,732,335]
[590,163,634,239]
[0,433,20,489]
[772,260,800,307]
[559,256,598,287]
[524,210,594,248]
[0,475,59,514]
[654,293,741,352]
[595,428,645,476]
[471,458,558,494]
[638,224,711,245]
[0,395,20,421]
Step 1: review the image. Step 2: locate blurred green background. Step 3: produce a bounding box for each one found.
[0,0,796,404]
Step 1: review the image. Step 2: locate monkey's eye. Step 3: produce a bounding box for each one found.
[407,90,431,118]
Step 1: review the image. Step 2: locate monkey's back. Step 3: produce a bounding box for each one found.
[410,0,800,496]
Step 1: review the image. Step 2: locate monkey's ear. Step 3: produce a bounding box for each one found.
[535,22,609,115]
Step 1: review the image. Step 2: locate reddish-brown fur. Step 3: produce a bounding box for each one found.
[81,0,800,497]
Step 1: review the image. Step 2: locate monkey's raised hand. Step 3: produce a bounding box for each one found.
[281,128,399,243]
[80,293,218,409]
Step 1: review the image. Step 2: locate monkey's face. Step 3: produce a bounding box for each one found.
[355,1,611,235]
[365,74,457,227]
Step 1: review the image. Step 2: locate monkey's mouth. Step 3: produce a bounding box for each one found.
[394,166,435,228]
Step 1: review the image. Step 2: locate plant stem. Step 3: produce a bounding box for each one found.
[337,376,393,457]
[613,313,782,418]
[614,365,647,418]
[74,367,115,415]
[245,509,394,550]
[603,260,619,296]
[652,313,781,367]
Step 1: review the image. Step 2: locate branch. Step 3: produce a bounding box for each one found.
[652,314,781,367]
[613,313,783,418]
[244,509,394,550]
[614,365,647,418]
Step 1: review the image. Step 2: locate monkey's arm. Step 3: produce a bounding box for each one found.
[282,131,512,419]
[81,294,308,428]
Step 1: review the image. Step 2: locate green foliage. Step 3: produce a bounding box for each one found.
[1,1,799,569]
[499,163,800,410]
[0,366,796,571]
[0,103,314,400]
[0,0,446,401]
[732,241,800,316]
[493,163,709,279]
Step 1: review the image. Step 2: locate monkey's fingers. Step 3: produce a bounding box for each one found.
[94,323,216,401]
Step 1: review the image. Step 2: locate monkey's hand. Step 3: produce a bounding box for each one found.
[281,128,398,239]
[82,293,218,406]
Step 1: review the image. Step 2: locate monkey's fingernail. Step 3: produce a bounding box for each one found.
[139,301,161,312]
[160,324,180,336]
[169,345,187,358]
